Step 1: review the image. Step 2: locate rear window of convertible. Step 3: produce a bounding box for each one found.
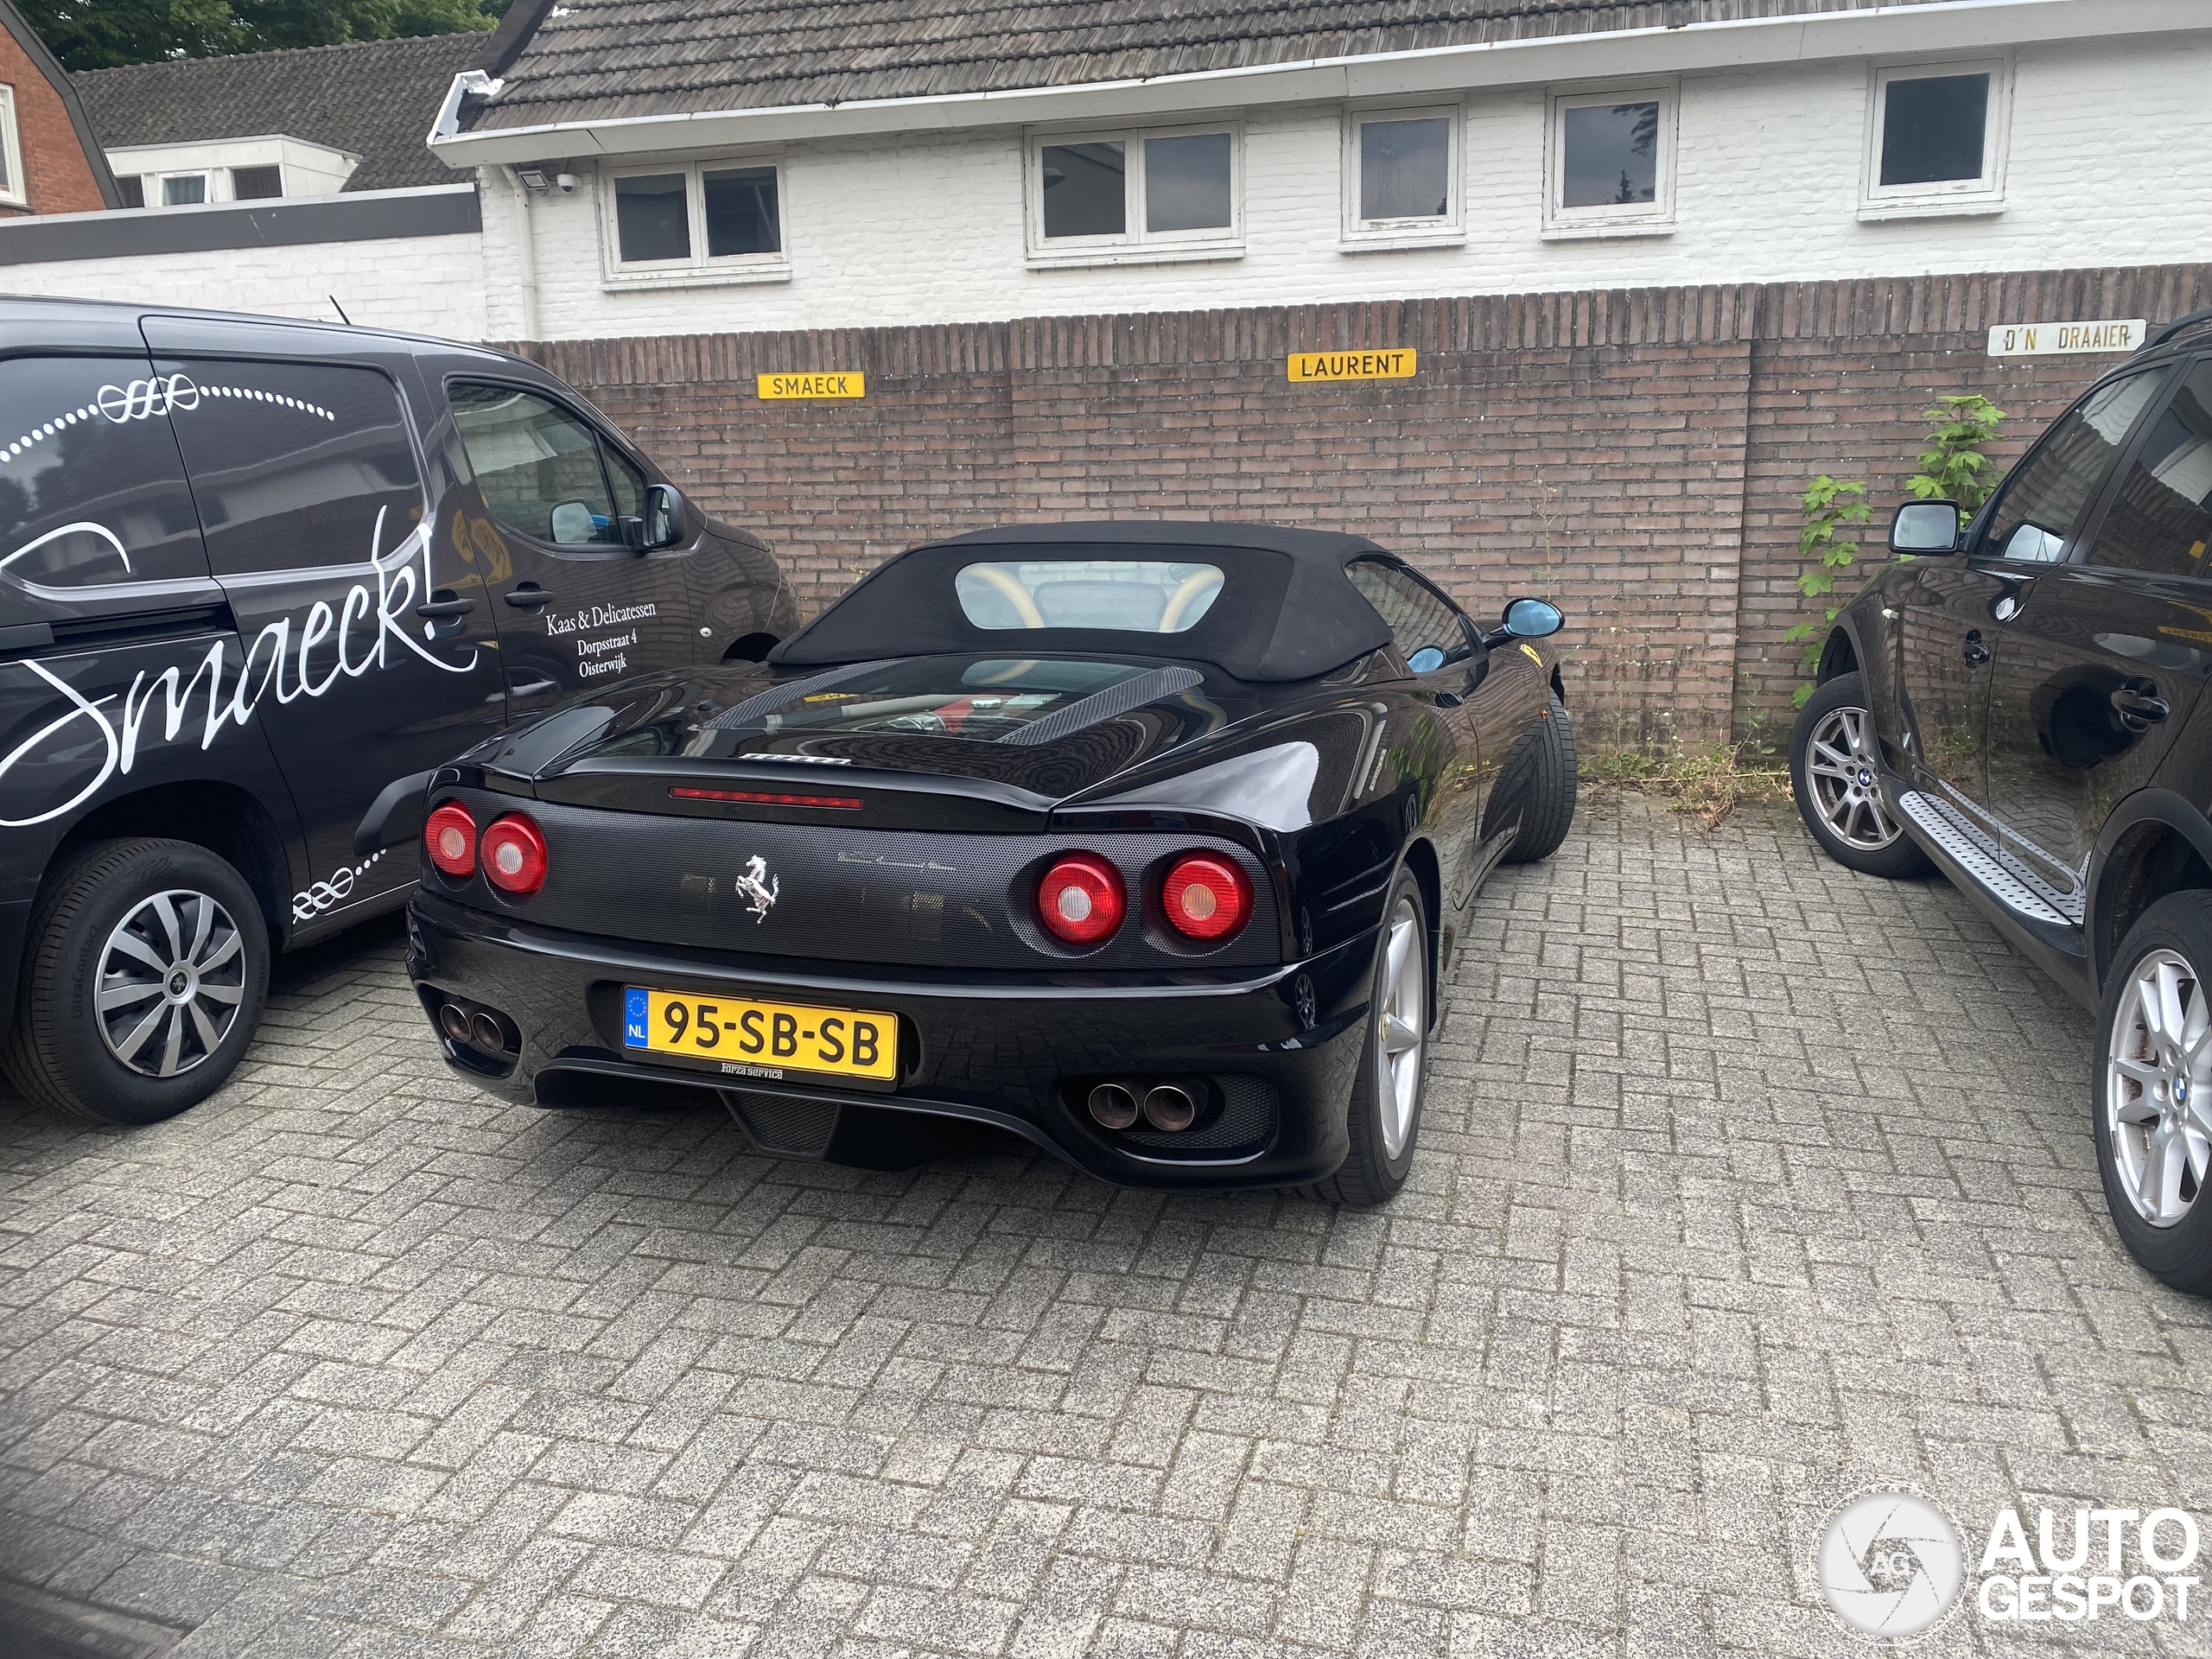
[955,559,1224,632]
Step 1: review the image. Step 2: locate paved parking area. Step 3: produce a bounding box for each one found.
[2,791,2208,1658]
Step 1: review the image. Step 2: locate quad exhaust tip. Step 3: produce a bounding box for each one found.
[1087,1083,1138,1129]
[1141,1083,1197,1132]
[1086,1078,1199,1132]
[438,999,513,1056]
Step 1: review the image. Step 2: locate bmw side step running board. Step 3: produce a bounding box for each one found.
[1895,790,2082,926]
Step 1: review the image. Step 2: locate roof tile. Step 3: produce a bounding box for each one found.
[462,0,1927,133]
[75,33,485,192]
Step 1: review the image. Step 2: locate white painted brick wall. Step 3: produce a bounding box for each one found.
[495,31,2211,342]
[0,232,488,340]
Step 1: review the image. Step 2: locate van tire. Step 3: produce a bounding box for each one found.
[5,839,270,1125]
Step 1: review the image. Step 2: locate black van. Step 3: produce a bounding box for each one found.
[0,298,794,1123]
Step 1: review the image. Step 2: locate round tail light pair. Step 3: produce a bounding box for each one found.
[423,803,548,895]
[1035,851,1251,946]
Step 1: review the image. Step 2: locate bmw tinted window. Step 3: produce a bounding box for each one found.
[157,359,424,575]
[1982,372,2163,564]
[0,357,211,594]
[2084,360,2212,581]
[1347,559,1465,666]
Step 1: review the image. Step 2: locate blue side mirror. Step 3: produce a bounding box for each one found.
[1503,598,1565,639]
[1406,645,1447,674]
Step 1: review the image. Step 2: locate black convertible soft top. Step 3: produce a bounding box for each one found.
[769,521,1399,683]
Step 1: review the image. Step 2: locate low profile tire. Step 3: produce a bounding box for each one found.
[3,838,270,1126]
[2094,893,2212,1295]
[1315,868,1430,1207]
[1502,692,1576,865]
[1789,672,1931,878]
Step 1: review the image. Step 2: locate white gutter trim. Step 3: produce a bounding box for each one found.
[429,69,505,160]
[427,0,2202,164]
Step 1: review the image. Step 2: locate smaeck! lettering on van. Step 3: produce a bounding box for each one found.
[0,362,480,831]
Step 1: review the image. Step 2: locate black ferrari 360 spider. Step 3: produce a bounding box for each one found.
[406,522,1572,1201]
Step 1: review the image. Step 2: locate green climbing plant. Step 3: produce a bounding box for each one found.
[1783,476,1870,709]
[1908,393,2008,511]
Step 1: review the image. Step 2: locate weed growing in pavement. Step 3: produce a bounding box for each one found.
[1580,715,1786,830]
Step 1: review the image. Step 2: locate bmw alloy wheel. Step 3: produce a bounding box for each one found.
[1376,894,1425,1160]
[2105,947,2212,1227]
[96,890,249,1078]
[1802,704,1901,852]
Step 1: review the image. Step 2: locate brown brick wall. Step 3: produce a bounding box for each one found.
[512,262,2212,747]
[0,32,106,217]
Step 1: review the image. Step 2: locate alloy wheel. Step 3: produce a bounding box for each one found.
[1803,704,1901,851]
[96,890,249,1079]
[2106,947,2212,1228]
[1376,895,1425,1160]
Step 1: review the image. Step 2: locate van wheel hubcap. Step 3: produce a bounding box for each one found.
[1376,896,1424,1160]
[2107,948,2212,1228]
[1804,705,1901,851]
[97,891,248,1079]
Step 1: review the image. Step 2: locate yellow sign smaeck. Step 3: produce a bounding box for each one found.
[1287,349,1417,383]
[758,372,866,399]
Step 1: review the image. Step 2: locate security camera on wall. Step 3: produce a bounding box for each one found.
[555,174,579,194]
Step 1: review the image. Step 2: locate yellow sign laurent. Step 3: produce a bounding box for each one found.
[1287,349,1417,383]
[757,372,866,399]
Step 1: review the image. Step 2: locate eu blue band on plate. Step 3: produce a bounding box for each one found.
[623,987,649,1048]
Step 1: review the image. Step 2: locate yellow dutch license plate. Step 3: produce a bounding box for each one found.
[622,987,897,1086]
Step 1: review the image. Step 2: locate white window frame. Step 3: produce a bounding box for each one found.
[1340,103,1464,251]
[598,157,791,290]
[1024,122,1243,269]
[1542,81,1677,240]
[0,86,24,209]
[156,170,214,207]
[1859,56,2010,221]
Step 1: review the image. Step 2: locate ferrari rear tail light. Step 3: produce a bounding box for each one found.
[1037,853,1125,945]
[1161,854,1252,941]
[480,813,548,895]
[424,802,478,878]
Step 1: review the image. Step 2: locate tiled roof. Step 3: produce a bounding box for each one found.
[75,33,486,192]
[461,0,1930,133]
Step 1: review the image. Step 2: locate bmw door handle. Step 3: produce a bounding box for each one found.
[505,584,554,609]
[415,590,474,618]
[1962,631,1991,666]
[2113,683,2171,728]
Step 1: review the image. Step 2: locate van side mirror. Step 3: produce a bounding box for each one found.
[645,484,688,550]
[1891,500,1961,554]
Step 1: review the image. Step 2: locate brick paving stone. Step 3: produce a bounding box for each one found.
[2,791,2209,1656]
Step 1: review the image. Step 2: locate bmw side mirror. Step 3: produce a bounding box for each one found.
[1407,645,1447,673]
[645,483,688,550]
[1891,500,1961,554]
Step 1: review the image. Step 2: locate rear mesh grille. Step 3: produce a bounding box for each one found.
[721,1090,840,1155]
[1122,1076,1277,1154]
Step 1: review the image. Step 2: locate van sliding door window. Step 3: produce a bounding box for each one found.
[448,382,642,548]
[156,360,425,575]
[0,355,213,590]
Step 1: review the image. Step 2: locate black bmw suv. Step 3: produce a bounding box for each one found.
[1790,310,2212,1294]
[0,299,793,1126]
